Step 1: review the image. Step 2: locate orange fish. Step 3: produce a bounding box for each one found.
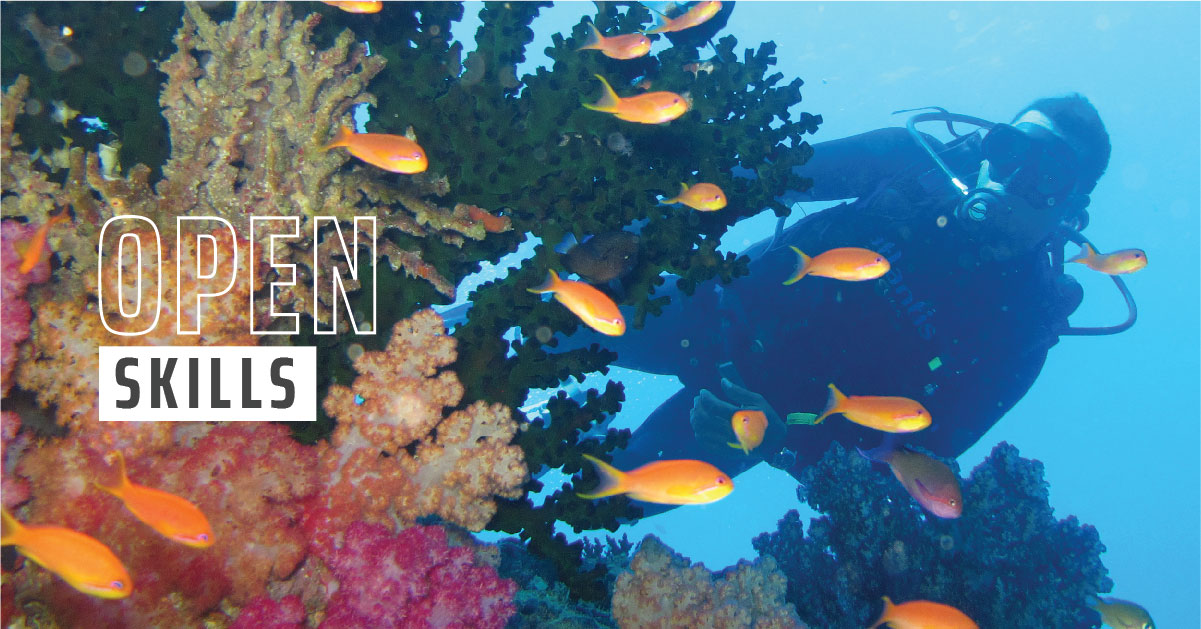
[1068,243,1147,275]
[578,22,651,60]
[321,1,383,13]
[527,269,625,336]
[644,1,723,34]
[321,125,428,174]
[1,508,132,599]
[94,451,214,549]
[467,205,511,233]
[783,246,889,284]
[583,74,689,124]
[815,384,931,433]
[869,596,978,629]
[728,410,768,454]
[660,182,727,211]
[859,441,962,518]
[577,454,732,505]
[16,212,70,274]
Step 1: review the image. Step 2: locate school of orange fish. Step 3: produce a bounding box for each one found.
[5,1,1152,625]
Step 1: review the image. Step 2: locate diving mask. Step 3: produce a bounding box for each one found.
[980,121,1078,204]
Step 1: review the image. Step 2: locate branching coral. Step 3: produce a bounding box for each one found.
[752,442,1111,628]
[611,535,806,629]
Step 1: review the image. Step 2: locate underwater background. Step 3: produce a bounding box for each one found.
[0,1,1197,627]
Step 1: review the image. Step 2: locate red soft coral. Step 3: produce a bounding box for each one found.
[231,595,306,629]
[0,220,51,395]
[0,411,30,508]
[317,522,516,629]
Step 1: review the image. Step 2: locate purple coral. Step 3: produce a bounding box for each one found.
[317,522,516,629]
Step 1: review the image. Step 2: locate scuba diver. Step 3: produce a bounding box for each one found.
[582,94,1132,514]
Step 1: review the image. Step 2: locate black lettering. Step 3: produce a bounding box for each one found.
[211,357,230,409]
[271,358,295,409]
[150,357,177,408]
[189,357,199,409]
[115,357,139,409]
[241,357,261,409]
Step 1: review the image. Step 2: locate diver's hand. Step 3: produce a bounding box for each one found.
[690,378,787,462]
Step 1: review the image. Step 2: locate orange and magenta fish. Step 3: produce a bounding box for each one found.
[320,1,383,14]
[1,508,132,599]
[1068,243,1147,275]
[577,454,732,505]
[859,441,962,518]
[644,1,723,34]
[660,182,727,211]
[94,450,215,548]
[728,410,768,455]
[815,383,931,433]
[467,205,511,233]
[578,22,651,60]
[869,596,978,629]
[16,212,70,274]
[527,269,626,336]
[321,125,428,174]
[583,74,689,124]
[783,246,889,284]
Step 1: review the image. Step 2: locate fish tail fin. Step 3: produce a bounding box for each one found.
[320,125,354,151]
[782,246,811,285]
[579,22,604,51]
[867,596,896,629]
[583,74,621,113]
[857,435,900,463]
[1,507,23,546]
[94,450,129,497]
[660,184,688,206]
[554,233,580,255]
[814,383,845,424]
[576,454,627,499]
[1068,242,1096,264]
[527,269,562,294]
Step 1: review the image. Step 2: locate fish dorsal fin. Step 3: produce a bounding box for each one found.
[94,451,130,497]
[678,182,690,194]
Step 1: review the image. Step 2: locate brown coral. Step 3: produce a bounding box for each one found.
[611,536,807,629]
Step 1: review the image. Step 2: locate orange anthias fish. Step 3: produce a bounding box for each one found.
[783,246,890,285]
[859,440,962,518]
[869,596,978,629]
[644,1,723,34]
[1090,596,1155,629]
[320,1,383,14]
[728,410,768,455]
[467,205,511,233]
[1,508,132,599]
[577,454,732,505]
[1068,243,1147,275]
[94,451,214,549]
[527,269,626,336]
[578,22,652,60]
[815,384,931,433]
[321,125,429,174]
[660,182,727,211]
[583,74,689,124]
[16,212,70,274]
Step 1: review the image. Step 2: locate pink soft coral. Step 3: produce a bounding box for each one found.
[0,219,51,395]
[0,411,31,508]
[317,522,516,629]
[231,595,306,629]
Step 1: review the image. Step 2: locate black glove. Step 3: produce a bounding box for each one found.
[690,377,787,462]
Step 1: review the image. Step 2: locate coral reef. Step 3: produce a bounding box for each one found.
[752,442,1111,628]
[312,521,516,629]
[611,535,806,629]
[1,411,31,509]
[0,220,51,396]
[316,308,527,533]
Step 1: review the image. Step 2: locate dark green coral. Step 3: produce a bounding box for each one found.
[753,442,1111,628]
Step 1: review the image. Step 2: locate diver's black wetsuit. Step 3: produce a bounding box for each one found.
[601,127,1083,485]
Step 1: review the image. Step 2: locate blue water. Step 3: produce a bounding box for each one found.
[450,3,1199,626]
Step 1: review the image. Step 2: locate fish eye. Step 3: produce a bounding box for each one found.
[673,98,681,104]
[1134,253,1142,258]
[948,498,959,506]
[876,257,883,263]
[717,477,726,484]
[198,533,209,542]
[111,580,125,589]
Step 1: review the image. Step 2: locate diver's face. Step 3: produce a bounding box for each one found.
[964,111,1082,256]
